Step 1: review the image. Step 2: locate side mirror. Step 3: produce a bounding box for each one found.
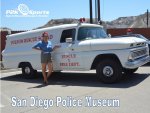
[66,38,73,43]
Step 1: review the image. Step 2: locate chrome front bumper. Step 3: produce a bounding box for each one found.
[124,56,150,69]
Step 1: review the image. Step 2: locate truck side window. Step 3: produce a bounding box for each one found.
[60,29,76,43]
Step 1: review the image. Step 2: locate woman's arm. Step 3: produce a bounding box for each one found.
[53,45,61,51]
[32,47,41,51]
[32,41,41,51]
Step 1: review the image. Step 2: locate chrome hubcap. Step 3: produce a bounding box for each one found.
[103,66,114,77]
[24,67,30,74]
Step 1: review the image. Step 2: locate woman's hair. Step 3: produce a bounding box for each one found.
[42,32,49,37]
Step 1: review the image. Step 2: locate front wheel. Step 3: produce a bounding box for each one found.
[96,59,123,83]
[22,63,37,79]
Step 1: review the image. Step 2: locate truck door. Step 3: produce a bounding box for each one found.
[53,28,84,71]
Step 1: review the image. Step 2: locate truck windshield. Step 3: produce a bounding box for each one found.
[78,27,108,40]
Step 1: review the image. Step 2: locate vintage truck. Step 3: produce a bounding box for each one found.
[2,22,150,83]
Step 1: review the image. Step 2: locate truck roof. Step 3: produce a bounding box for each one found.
[7,23,103,37]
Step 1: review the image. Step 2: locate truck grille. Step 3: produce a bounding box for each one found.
[132,48,148,60]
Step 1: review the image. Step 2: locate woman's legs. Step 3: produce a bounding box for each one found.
[41,63,48,84]
[47,63,53,79]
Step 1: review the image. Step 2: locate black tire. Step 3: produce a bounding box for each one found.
[96,59,123,83]
[22,63,37,79]
[123,68,138,75]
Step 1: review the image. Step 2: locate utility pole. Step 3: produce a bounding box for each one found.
[147,9,149,28]
[97,0,101,23]
[89,0,93,23]
[95,0,98,23]
[89,0,101,24]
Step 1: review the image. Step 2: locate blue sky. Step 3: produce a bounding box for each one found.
[1,0,150,30]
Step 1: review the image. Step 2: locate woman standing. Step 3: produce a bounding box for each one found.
[32,32,60,85]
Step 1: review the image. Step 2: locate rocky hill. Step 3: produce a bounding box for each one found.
[0,27,12,31]
[37,12,150,29]
[1,12,150,31]
[37,18,79,29]
[104,12,150,28]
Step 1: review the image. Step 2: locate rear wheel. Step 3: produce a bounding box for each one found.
[96,59,123,83]
[22,63,37,79]
[123,68,138,75]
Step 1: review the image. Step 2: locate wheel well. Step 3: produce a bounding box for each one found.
[91,54,122,69]
[18,62,32,68]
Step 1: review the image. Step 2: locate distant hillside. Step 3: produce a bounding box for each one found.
[1,12,150,31]
[37,12,150,29]
[36,18,79,29]
[104,12,150,28]
[129,13,150,28]
[0,27,12,31]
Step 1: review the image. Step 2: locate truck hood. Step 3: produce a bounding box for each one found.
[90,37,147,50]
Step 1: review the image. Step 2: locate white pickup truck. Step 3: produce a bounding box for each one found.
[2,23,150,83]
